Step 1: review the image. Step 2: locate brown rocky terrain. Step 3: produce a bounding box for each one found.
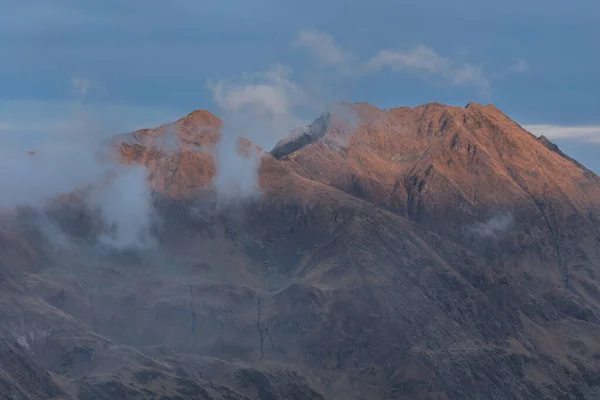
[2,102,600,399]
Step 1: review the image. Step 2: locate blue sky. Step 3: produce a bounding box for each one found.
[1,0,599,172]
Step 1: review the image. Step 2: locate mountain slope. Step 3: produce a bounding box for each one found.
[274,102,600,294]
[1,102,600,399]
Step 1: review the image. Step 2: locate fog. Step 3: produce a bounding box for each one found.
[208,64,359,202]
[470,212,514,237]
[0,112,156,250]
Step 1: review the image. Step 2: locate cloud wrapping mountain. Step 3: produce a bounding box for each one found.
[0,115,156,249]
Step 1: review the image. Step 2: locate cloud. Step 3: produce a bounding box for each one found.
[470,213,514,237]
[210,65,303,127]
[509,59,530,74]
[524,124,600,144]
[208,64,309,146]
[0,99,164,250]
[450,64,490,91]
[367,47,490,93]
[294,29,490,93]
[321,102,360,149]
[367,46,451,74]
[0,139,155,249]
[208,60,365,203]
[292,29,359,74]
[208,64,309,202]
[88,164,156,248]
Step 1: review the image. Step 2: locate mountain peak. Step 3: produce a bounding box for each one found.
[180,109,222,127]
[464,101,482,109]
[464,101,499,110]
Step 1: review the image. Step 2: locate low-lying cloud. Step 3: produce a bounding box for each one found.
[207,61,361,202]
[470,213,514,237]
[0,109,156,250]
[208,65,306,202]
[209,64,307,147]
[88,164,156,248]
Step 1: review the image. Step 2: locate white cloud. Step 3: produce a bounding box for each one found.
[208,64,309,202]
[211,65,297,119]
[208,64,306,141]
[524,124,600,144]
[293,29,359,74]
[368,47,490,93]
[0,113,157,249]
[470,213,514,237]
[0,82,182,249]
[367,46,451,74]
[294,29,490,93]
[509,59,530,74]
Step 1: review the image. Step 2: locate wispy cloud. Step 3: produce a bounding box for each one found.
[450,64,490,90]
[210,65,299,124]
[367,48,490,93]
[367,46,451,74]
[71,77,107,97]
[293,29,360,74]
[470,213,514,237]
[207,55,363,199]
[208,64,310,202]
[208,64,306,142]
[524,124,600,144]
[294,29,491,93]
[509,59,530,74]
[71,77,91,96]
[0,114,156,249]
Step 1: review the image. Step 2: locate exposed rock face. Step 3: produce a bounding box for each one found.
[270,112,330,159]
[2,102,600,399]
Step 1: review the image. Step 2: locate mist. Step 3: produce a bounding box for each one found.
[208,65,304,202]
[470,212,514,237]
[88,164,156,249]
[0,42,362,246]
[321,102,360,150]
[207,64,359,203]
[0,111,157,250]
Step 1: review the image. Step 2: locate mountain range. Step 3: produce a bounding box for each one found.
[2,102,600,400]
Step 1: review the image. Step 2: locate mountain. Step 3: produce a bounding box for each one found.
[2,102,600,399]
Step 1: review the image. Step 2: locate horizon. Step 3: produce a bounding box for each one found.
[1,1,599,172]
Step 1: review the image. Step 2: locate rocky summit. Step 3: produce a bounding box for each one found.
[2,102,600,400]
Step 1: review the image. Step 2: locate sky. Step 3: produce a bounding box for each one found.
[1,0,599,172]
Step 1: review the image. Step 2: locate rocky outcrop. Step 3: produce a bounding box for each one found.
[270,112,330,159]
[538,134,592,173]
